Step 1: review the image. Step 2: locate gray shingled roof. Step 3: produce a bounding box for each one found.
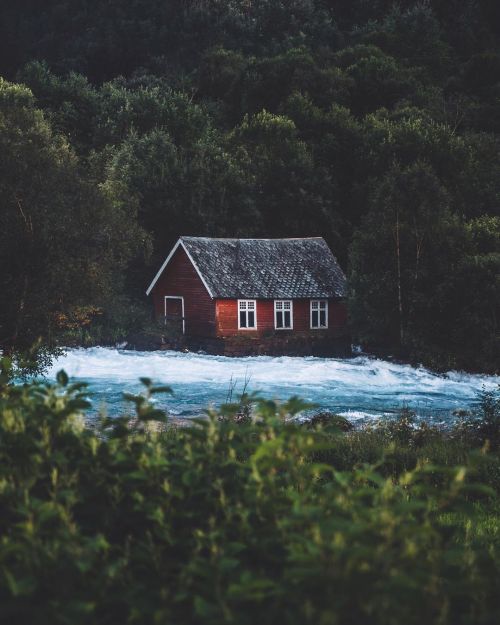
[181,237,347,299]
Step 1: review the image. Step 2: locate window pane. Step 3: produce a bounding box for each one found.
[276,311,283,328]
[284,311,291,327]
[312,301,318,310]
[248,301,255,310]
[319,301,326,310]
[276,301,283,310]
[319,310,326,327]
[284,301,290,310]
[312,310,319,327]
[248,311,255,328]
[240,311,247,327]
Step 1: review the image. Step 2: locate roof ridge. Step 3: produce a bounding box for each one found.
[181,236,325,241]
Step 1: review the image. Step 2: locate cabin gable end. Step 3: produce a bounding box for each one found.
[149,244,215,337]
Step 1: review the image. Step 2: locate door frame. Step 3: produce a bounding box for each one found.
[164,296,185,335]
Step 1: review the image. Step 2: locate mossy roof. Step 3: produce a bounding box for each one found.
[180,236,347,299]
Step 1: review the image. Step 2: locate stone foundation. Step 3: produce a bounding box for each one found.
[159,332,351,358]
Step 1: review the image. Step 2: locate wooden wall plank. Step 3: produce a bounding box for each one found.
[215,298,347,337]
[151,246,215,337]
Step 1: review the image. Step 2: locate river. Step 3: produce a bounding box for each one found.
[46,347,500,424]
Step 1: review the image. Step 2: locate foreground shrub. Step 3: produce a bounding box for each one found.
[453,387,500,450]
[0,369,498,625]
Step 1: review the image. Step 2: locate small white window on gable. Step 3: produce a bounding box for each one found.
[274,300,293,329]
[238,300,257,329]
[311,300,328,329]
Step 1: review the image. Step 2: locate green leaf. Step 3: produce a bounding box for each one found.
[150,385,173,395]
[56,370,69,386]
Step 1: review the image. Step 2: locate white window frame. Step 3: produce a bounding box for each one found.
[164,296,185,334]
[274,300,293,330]
[310,299,328,329]
[238,299,257,330]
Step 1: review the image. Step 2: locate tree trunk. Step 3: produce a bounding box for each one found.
[395,209,404,346]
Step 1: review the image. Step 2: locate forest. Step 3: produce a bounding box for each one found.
[0,0,499,373]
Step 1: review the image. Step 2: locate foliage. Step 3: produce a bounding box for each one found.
[0,372,498,624]
[0,77,147,368]
[349,161,500,370]
[0,1,499,372]
[454,386,500,451]
[304,411,354,432]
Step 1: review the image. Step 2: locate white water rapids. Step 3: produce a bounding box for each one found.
[46,348,500,424]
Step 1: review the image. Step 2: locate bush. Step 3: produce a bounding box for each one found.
[304,410,354,431]
[453,387,500,450]
[0,368,498,625]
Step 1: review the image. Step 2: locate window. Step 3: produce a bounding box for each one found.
[311,300,328,329]
[274,300,293,329]
[238,300,257,329]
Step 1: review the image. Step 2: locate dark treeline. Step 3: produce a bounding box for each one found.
[0,1,499,372]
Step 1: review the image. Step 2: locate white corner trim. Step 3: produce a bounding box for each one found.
[145,238,214,298]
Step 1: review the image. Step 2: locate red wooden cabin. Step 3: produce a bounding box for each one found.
[146,237,349,356]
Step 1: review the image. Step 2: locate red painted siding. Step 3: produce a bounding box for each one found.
[151,246,215,337]
[215,299,274,336]
[215,298,347,337]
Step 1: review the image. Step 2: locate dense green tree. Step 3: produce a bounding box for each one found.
[353,4,451,78]
[349,161,499,371]
[17,61,101,154]
[0,0,499,371]
[0,79,144,369]
[362,109,500,218]
[281,94,365,248]
[19,63,212,154]
[228,110,338,239]
[350,162,453,350]
[237,47,352,116]
[339,49,424,116]
[440,216,500,371]
[104,127,255,272]
[0,0,339,82]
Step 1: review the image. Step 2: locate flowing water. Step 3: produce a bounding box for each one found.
[46,347,500,424]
